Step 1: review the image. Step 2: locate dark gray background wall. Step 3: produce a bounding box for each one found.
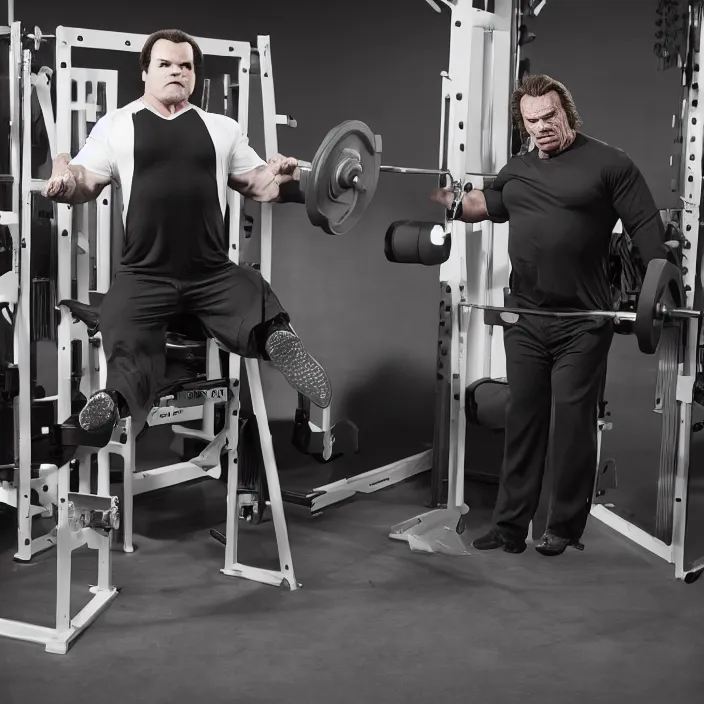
[10,0,683,468]
[523,0,683,209]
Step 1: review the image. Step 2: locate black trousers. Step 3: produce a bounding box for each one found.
[493,312,614,543]
[99,262,287,433]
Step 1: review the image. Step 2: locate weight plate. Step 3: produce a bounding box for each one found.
[305,120,382,235]
[634,258,684,354]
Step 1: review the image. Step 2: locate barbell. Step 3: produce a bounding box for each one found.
[296,120,496,235]
[463,258,698,355]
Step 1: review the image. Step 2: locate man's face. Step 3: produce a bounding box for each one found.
[142,39,196,105]
[520,91,573,154]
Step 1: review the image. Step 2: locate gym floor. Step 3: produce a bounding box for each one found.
[1,463,703,704]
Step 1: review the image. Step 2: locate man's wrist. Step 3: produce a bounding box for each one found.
[277,178,306,204]
[448,182,471,220]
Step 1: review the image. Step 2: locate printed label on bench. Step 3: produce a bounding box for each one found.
[178,387,227,402]
[158,408,184,420]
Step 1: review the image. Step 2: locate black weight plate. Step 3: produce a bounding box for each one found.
[635,258,684,354]
[305,120,382,235]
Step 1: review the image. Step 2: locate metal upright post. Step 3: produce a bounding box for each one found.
[390,0,515,553]
[590,0,704,583]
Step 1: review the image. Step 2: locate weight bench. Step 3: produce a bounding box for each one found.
[57,293,300,590]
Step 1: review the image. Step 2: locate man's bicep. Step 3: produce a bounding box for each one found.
[483,183,509,223]
[228,122,267,175]
[607,156,661,231]
[70,122,115,183]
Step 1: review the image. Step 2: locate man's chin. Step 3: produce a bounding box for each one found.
[160,93,189,106]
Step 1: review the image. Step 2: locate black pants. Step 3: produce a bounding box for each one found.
[493,312,614,543]
[100,262,287,433]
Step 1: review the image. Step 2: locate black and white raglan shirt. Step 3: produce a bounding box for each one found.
[71,100,267,278]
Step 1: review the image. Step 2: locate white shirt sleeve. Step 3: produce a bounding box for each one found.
[69,113,116,181]
[228,120,267,175]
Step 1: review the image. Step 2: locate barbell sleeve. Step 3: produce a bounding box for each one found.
[664,307,702,319]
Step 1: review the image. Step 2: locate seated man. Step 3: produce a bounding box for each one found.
[44,28,331,438]
[430,74,669,557]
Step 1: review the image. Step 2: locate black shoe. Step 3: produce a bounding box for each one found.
[264,329,332,409]
[78,389,121,433]
[534,532,585,557]
[472,529,526,554]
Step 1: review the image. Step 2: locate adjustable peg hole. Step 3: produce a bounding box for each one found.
[125,40,131,46]
[77,35,83,41]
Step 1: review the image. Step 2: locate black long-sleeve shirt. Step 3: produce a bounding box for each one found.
[483,132,669,311]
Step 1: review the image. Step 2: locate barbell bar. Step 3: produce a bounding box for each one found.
[460,259,697,355]
[295,120,496,235]
[297,161,453,180]
[462,303,700,323]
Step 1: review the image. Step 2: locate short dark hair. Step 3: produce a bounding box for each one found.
[511,74,582,139]
[139,29,204,72]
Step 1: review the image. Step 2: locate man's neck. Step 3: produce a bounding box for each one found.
[537,129,577,160]
[141,94,190,118]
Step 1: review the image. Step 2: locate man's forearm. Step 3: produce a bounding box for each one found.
[629,214,671,267]
[238,165,276,201]
[63,167,102,204]
[49,160,104,205]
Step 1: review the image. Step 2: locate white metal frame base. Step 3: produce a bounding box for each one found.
[308,450,432,514]
[0,458,119,655]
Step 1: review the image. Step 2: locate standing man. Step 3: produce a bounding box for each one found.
[431,74,670,556]
[44,28,330,439]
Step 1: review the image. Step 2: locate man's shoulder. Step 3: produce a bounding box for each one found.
[579,132,631,165]
[96,100,144,130]
[192,106,242,134]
